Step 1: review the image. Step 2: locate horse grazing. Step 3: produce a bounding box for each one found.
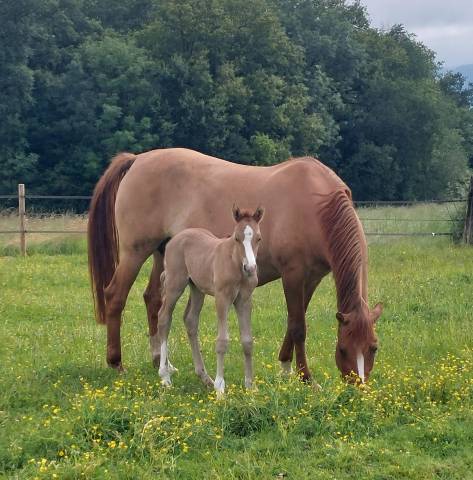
[88,148,383,383]
[157,205,264,396]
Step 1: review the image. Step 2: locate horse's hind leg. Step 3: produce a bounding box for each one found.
[104,250,148,370]
[184,285,213,387]
[144,253,164,368]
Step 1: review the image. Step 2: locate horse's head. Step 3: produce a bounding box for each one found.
[335,303,383,383]
[232,204,265,276]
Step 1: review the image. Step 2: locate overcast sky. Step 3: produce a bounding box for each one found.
[356,0,473,67]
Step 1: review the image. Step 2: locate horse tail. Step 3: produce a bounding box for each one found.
[88,152,136,324]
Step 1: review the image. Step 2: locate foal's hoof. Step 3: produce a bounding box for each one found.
[160,376,172,387]
[202,375,214,389]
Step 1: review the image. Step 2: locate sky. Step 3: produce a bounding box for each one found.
[356,0,473,68]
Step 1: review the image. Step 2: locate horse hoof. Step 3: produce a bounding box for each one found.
[160,377,172,387]
[108,361,125,372]
[280,361,293,375]
[152,356,160,369]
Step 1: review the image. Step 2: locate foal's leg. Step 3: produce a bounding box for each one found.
[104,250,148,370]
[279,278,319,375]
[280,268,311,381]
[183,285,213,387]
[234,295,254,389]
[144,253,164,368]
[157,274,188,386]
[214,295,231,398]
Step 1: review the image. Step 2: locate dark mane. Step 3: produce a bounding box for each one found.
[321,189,366,315]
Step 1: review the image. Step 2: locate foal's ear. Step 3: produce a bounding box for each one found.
[253,206,265,223]
[336,312,349,326]
[370,303,383,323]
[232,204,242,222]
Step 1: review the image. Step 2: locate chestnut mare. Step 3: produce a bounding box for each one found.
[157,206,264,397]
[88,148,383,383]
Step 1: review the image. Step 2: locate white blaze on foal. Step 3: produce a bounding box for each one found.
[243,225,256,271]
[356,351,365,383]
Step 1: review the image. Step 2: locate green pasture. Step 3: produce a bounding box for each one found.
[1,233,473,479]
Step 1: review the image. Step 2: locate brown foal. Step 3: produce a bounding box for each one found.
[156,206,264,396]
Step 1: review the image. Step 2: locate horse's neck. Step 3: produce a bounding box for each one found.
[332,244,368,314]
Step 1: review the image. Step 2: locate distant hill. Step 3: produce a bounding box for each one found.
[453,64,473,85]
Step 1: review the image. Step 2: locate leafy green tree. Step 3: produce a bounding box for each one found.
[0,0,38,192]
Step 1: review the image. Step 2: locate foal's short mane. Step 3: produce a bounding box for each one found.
[321,189,366,315]
[235,209,256,221]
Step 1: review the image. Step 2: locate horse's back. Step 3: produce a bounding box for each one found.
[114,148,348,279]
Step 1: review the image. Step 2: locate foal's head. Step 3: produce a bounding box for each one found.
[335,303,383,383]
[232,205,265,276]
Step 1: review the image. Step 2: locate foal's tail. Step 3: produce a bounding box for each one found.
[88,152,136,324]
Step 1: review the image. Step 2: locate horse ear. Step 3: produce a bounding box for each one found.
[336,312,349,325]
[232,204,241,222]
[253,206,265,223]
[370,303,383,323]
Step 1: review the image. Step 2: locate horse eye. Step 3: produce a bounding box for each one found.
[339,347,347,357]
[370,345,378,354]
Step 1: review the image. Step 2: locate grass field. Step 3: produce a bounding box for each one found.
[1,232,473,479]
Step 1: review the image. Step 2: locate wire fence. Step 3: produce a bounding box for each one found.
[0,186,470,255]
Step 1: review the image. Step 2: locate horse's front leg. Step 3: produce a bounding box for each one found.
[234,294,254,389]
[280,268,311,382]
[214,294,231,398]
[279,276,319,377]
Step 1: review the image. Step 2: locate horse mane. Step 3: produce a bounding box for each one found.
[321,189,366,315]
[235,209,255,221]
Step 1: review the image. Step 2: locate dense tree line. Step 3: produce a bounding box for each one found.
[1,0,472,200]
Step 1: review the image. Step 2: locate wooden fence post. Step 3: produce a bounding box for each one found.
[18,184,26,256]
[464,176,473,245]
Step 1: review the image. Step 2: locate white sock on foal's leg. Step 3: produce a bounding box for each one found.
[214,376,225,398]
[159,341,172,386]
